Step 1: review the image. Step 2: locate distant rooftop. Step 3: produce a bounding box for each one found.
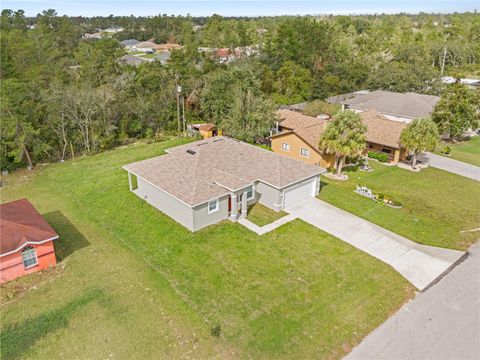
[342,90,440,119]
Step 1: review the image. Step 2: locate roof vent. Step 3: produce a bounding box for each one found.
[186,149,196,155]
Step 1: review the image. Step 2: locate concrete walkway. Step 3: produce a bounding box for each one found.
[421,152,480,181]
[237,214,297,235]
[285,198,466,290]
[346,243,480,360]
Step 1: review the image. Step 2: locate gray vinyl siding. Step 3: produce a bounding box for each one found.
[134,177,194,230]
[192,195,229,231]
[255,181,282,211]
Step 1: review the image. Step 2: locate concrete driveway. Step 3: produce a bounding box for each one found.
[346,243,480,360]
[285,198,466,291]
[421,152,480,181]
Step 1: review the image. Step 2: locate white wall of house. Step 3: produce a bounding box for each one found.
[134,176,195,230]
[192,195,229,231]
[255,181,282,211]
[282,175,319,209]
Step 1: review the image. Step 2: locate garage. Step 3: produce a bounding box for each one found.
[283,177,317,209]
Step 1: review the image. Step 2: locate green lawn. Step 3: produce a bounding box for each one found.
[434,136,480,166]
[0,139,413,359]
[319,162,480,250]
[247,203,287,226]
[138,53,157,59]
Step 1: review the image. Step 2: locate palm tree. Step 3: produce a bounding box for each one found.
[400,118,439,169]
[319,110,367,175]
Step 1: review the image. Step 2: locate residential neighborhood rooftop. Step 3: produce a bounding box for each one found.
[274,109,407,150]
[342,90,440,119]
[123,136,324,206]
[0,199,59,256]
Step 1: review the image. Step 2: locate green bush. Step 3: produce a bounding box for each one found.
[367,151,389,163]
[441,146,451,155]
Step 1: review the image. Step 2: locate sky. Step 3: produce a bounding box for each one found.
[2,0,478,17]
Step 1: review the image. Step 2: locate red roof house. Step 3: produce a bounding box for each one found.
[0,199,59,283]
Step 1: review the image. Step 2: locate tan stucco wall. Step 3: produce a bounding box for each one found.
[366,143,408,164]
[271,133,335,168]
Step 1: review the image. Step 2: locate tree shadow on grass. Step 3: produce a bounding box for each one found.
[42,211,90,262]
[0,288,104,360]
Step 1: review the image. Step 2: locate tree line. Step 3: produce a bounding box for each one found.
[1,9,479,170]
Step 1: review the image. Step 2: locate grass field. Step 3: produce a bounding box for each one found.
[247,203,287,226]
[0,139,413,359]
[319,162,480,250]
[434,136,480,167]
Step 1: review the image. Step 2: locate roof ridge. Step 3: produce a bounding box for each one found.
[1,218,56,238]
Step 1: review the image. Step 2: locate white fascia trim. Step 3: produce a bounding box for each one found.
[0,235,59,258]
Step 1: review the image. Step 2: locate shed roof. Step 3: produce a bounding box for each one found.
[342,90,440,119]
[123,137,323,207]
[0,199,58,256]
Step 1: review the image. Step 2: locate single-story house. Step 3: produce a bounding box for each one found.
[132,41,157,53]
[188,123,222,139]
[341,90,440,123]
[154,51,171,65]
[121,39,140,50]
[123,137,324,231]
[270,109,408,166]
[0,199,59,283]
[120,54,149,67]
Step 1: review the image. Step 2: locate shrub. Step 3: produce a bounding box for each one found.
[367,151,389,163]
[441,146,451,155]
[211,325,221,337]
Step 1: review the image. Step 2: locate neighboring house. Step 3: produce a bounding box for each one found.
[270,109,408,166]
[441,76,480,88]
[123,137,324,231]
[341,90,440,123]
[133,41,157,53]
[83,32,102,40]
[188,123,222,139]
[103,27,124,34]
[154,51,171,65]
[0,199,59,284]
[121,39,140,50]
[153,43,182,53]
[120,55,149,66]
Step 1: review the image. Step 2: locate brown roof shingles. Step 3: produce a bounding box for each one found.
[124,137,324,206]
[274,108,406,151]
[0,199,58,256]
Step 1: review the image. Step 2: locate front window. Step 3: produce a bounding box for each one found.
[300,148,310,157]
[246,186,254,200]
[22,246,38,268]
[281,142,290,152]
[208,199,219,214]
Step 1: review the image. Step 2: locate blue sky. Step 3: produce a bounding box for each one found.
[2,1,478,17]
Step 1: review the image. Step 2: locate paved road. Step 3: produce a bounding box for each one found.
[285,198,465,291]
[346,243,480,360]
[422,152,480,181]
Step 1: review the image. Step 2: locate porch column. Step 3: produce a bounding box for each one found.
[229,193,237,221]
[128,172,133,191]
[393,149,400,164]
[241,191,248,218]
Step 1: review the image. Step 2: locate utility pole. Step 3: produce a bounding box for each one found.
[182,96,186,133]
[175,77,181,132]
[440,45,447,76]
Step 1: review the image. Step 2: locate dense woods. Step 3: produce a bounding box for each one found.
[1,9,479,170]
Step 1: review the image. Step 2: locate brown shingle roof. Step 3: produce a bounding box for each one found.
[199,123,216,132]
[277,109,325,130]
[123,137,324,206]
[342,90,440,119]
[361,109,407,148]
[0,199,58,256]
[272,109,406,151]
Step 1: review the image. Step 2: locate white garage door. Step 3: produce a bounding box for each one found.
[283,178,316,208]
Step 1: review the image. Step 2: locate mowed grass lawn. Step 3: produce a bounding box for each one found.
[319,161,480,250]
[434,136,480,166]
[0,139,413,359]
[247,203,287,226]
